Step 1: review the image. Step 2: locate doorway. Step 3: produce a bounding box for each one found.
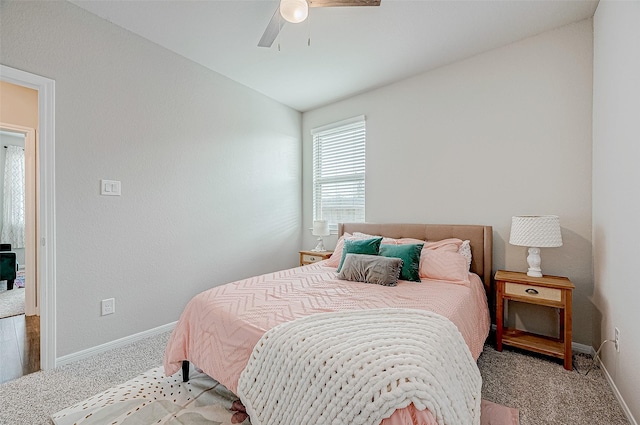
[0,65,56,373]
[0,92,39,382]
[0,126,37,313]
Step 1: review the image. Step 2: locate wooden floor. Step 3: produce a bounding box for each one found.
[0,314,40,384]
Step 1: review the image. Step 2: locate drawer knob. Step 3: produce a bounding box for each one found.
[525,288,539,295]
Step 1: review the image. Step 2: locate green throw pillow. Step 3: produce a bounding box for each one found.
[379,243,424,282]
[337,237,383,272]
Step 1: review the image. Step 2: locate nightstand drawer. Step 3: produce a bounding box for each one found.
[302,254,324,263]
[299,250,333,266]
[505,282,561,302]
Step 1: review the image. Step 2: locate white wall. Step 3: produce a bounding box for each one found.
[593,0,640,421]
[0,1,302,356]
[303,20,594,344]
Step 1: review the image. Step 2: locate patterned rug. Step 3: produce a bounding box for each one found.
[52,366,519,425]
[15,269,25,288]
[0,285,25,319]
[51,366,250,425]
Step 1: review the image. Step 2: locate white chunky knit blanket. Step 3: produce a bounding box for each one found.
[237,308,481,425]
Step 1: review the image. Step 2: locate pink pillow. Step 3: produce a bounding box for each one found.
[421,238,463,252]
[352,232,400,245]
[396,237,426,245]
[325,233,351,268]
[419,250,470,285]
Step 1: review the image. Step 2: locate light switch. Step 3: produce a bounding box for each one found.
[101,180,121,196]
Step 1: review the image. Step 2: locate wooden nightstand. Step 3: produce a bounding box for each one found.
[299,250,333,266]
[495,270,575,370]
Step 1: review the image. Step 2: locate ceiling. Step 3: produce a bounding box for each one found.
[70,0,598,112]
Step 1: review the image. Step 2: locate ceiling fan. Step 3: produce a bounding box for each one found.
[258,0,381,48]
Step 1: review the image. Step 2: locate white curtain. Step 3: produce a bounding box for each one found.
[1,146,26,248]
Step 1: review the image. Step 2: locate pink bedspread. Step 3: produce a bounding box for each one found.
[164,261,490,424]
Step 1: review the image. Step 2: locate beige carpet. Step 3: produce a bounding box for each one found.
[0,332,630,425]
[0,286,25,318]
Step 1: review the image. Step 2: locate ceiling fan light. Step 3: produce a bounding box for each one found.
[280,0,309,24]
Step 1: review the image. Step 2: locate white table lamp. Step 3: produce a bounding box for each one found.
[509,215,563,277]
[311,220,330,252]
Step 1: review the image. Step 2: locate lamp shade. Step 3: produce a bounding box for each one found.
[509,215,563,248]
[280,0,309,23]
[312,220,330,237]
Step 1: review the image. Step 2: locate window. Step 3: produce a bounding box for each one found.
[312,116,365,232]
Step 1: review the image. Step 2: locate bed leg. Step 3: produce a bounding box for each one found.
[182,360,190,382]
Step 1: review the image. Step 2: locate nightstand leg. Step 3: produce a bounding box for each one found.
[496,282,504,352]
[563,293,573,370]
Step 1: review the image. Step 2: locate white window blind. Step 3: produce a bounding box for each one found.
[312,116,365,232]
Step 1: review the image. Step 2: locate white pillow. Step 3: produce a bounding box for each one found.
[458,240,472,270]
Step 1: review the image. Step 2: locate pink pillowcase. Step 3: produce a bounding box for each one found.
[419,238,463,252]
[352,232,402,245]
[325,233,351,268]
[417,238,469,285]
[419,250,470,285]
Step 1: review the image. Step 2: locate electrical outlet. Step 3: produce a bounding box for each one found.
[101,298,115,316]
[614,327,620,352]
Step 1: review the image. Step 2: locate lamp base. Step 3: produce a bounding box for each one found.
[311,237,326,252]
[526,247,543,277]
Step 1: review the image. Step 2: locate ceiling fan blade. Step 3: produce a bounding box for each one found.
[308,0,380,7]
[258,6,285,48]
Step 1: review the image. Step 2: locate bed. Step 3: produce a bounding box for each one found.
[164,222,492,424]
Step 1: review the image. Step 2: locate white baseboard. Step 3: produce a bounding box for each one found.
[56,321,177,367]
[571,341,595,356]
[598,357,638,425]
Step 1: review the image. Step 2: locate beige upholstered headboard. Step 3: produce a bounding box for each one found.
[338,223,493,294]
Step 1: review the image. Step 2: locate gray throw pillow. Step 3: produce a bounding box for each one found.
[337,253,403,287]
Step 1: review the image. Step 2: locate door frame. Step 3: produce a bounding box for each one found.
[1,64,57,370]
[0,123,37,316]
